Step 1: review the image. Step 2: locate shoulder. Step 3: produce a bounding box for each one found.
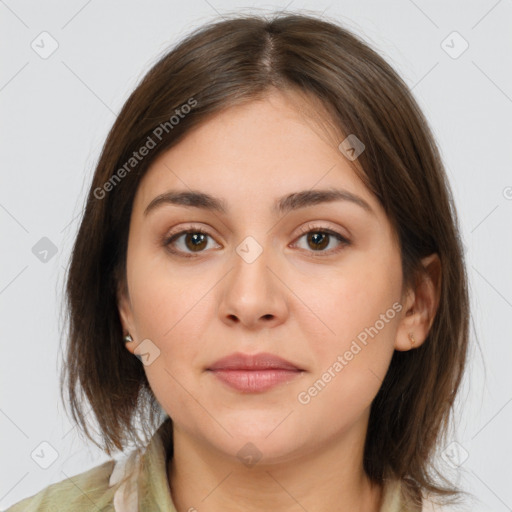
[6,417,175,512]
[380,479,461,512]
[5,451,140,512]
[380,478,422,511]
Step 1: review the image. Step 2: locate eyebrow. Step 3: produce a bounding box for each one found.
[143,188,374,217]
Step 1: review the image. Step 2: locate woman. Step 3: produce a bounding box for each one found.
[8,12,469,512]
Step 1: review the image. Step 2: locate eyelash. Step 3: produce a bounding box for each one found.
[162,223,351,259]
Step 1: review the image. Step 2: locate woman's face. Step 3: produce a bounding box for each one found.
[118,89,414,464]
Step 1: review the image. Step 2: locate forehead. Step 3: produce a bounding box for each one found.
[132,89,379,216]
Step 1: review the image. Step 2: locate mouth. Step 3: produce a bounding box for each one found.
[206,352,305,393]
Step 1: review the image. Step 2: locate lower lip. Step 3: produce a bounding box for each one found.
[208,369,303,392]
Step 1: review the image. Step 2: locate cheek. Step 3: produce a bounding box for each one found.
[295,253,401,347]
[127,253,212,377]
[128,246,207,338]
[292,256,401,408]
[127,261,212,417]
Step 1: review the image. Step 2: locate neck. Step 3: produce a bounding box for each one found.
[167,418,383,512]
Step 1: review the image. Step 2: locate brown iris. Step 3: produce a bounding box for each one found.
[184,232,208,252]
[307,232,329,251]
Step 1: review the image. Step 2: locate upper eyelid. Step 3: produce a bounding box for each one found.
[296,222,349,238]
[165,222,348,241]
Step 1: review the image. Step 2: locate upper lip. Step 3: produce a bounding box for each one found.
[207,352,303,371]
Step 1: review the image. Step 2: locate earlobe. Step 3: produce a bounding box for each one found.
[122,333,137,356]
[394,253,442,352]
[117,285,137,355]
[395,305,424,352]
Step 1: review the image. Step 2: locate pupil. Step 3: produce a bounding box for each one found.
[186,233,207,251]
[308,232,328,250]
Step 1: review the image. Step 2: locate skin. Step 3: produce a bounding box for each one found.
[118,88,441,512]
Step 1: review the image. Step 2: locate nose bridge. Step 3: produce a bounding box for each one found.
[218,233,287,327]
[231,235,275,302]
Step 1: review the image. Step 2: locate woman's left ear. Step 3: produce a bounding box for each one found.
[395,253,442,351]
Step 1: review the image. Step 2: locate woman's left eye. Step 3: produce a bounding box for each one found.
[292,224,350,255]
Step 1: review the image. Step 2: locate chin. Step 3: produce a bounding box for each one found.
[212,424,308,465]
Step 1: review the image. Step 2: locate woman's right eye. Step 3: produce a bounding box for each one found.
[163,228,220,258]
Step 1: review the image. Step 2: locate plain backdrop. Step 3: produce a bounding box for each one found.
[1,0,511,510]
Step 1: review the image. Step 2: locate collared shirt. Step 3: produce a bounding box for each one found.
[6,418,424,511]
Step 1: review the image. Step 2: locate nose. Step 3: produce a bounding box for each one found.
[218,241,289,330]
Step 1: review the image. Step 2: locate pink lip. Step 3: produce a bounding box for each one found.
[206,352,304,393]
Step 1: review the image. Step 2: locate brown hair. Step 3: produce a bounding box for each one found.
[61,12,469,506]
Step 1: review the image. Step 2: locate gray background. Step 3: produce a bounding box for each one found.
[1,0,511,510]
